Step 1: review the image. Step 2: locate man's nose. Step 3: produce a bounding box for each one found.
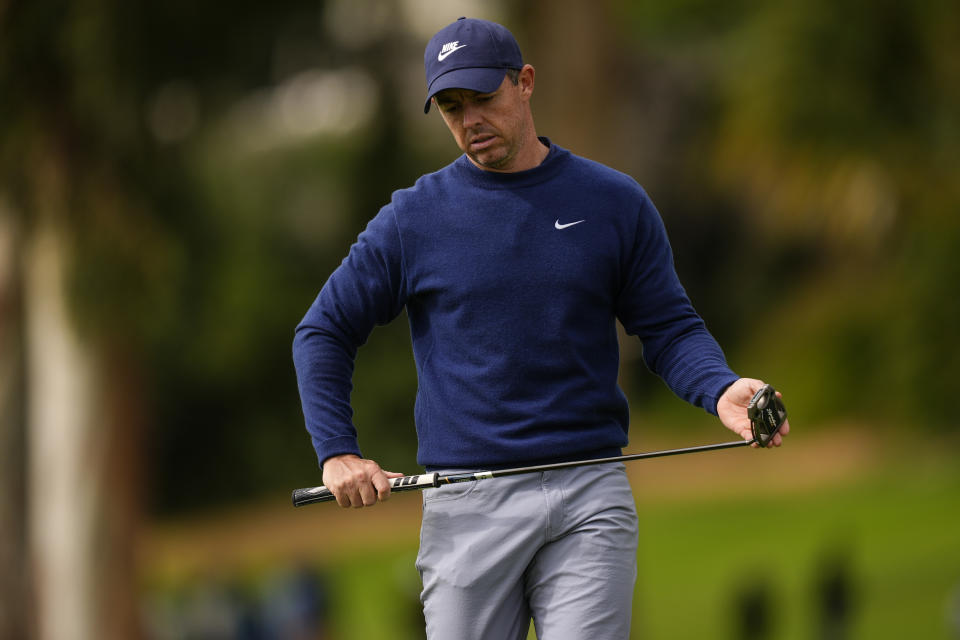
[461,102,483,128]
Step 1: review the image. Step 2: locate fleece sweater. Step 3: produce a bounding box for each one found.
[293,141,739,470]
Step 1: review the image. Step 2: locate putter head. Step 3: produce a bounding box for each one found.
[747,384,787,448]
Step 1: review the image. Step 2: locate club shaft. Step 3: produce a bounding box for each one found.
[487,439,754,478]
[292,438,754,507]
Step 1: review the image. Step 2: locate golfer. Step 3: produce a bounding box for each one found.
[294,17,789,639]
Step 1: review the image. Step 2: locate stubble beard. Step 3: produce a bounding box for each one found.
[466,128,524,172]
[469,146,511,170]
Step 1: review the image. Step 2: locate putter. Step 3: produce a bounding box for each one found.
[292,384,787,508]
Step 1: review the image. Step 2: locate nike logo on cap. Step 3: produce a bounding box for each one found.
[438,41,468,61]
[555,219,585,230]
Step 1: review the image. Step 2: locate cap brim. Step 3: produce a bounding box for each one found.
[423,67,508,113]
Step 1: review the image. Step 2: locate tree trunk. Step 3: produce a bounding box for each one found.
[25,210,103,640]
[22,142,144,640]
[519,0,622,165]
[0,199,32,640]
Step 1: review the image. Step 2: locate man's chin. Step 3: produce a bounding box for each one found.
[467,148,513,172]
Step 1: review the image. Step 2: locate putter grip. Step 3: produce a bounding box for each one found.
[292,472,440,507]
[292,486,336,506]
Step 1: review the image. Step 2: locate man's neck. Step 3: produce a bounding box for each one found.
[469,134,549,173]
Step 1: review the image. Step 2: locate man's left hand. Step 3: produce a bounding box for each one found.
[717,378,790,447]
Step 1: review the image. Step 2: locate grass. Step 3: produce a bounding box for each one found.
[312,453,959,639]
[143,430,960,639]
[633,459,960,639]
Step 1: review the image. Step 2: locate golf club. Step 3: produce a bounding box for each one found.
[292,384,787,508]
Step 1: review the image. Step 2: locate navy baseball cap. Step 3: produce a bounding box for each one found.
[423,17,523,113]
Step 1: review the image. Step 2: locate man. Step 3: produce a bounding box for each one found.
[293,17,789,640]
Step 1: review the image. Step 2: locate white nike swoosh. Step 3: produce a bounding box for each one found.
[437,44,468,61]
[555,219,585,230]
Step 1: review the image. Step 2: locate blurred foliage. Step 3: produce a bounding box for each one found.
[617,0,960,429]
[1,0,440,514]
[3,0,958,519]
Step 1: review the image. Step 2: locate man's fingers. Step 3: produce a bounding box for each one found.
[343,470,407,507]
[357,480,379,507]
[779,420,790,437]
[321,456,403,508]
[371,470,394,503]
[329,480,363,508]
[336,478,376,508]
[318,458,412,507]
[334,486,353,509]
[771,419,790,447]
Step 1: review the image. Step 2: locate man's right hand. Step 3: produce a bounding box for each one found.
[321,454,404,508]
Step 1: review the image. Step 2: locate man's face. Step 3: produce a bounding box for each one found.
[433,72,532,172]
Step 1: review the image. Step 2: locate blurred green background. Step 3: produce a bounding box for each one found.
[1,0,958,638]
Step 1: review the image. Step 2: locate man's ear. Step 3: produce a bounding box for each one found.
[518,64,536,99]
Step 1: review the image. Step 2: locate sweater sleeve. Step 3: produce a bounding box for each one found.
[293,206,407,466]
[616,195,739,415]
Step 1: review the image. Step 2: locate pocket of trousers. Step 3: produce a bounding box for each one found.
[422,478,480,503]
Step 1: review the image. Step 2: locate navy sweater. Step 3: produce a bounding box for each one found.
[294,141,739,470]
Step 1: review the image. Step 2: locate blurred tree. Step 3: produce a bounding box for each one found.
[0,0,322,636]
[0,0,445,636]
[0,0,162,634]
[0,199,30,640]
[3,0,956,636]
[616,0,960,428]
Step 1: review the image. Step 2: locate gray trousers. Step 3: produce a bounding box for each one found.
[416,463,639,640]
